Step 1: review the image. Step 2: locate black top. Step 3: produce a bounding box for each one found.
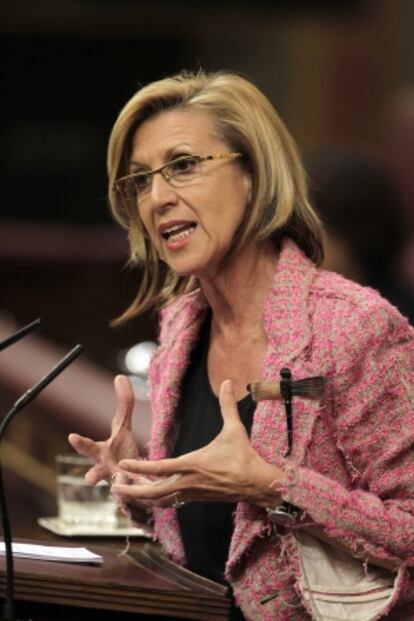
[173,312,256,620]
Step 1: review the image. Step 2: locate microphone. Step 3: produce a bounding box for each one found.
[9,344,84,415]
[0,343,84,621]
[0,319,41,352]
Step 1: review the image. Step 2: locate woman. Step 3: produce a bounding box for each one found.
[69,71,414,620]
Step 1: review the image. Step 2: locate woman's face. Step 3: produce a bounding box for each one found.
[129,108,252,279]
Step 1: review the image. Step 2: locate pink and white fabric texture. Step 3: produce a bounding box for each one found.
[147,239,414,620]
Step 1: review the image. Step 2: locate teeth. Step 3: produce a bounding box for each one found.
[162,223,196,242]
[168,227,195,242]
[165,224,186,235]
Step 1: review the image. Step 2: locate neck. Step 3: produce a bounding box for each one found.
[198,240,278,338]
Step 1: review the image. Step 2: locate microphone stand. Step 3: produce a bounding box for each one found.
[0,344,83,621]
[0,320,41,353]
[0,468,14,621]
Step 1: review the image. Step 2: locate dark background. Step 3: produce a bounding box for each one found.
[1,0,414,532]
[1,0,364,225]
[3,0,413,366]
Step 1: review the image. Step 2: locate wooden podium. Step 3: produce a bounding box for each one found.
[0,539,230,620]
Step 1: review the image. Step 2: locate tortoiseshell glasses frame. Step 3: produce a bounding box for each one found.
[113,152,243,203]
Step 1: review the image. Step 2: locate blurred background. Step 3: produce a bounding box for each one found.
[1,0,414,534]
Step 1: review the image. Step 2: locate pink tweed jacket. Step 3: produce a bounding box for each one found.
[147,239,414,620]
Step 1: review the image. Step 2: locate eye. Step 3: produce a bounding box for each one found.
[169,156,199,176]
[133,172,151,191]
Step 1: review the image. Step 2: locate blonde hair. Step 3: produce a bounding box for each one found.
[107,70,324,323]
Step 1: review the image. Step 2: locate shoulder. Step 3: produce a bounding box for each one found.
[309,268,414,371]
[310,267,410,325]
[269,238,410,343]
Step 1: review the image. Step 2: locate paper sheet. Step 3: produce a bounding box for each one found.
[0,541,103,565]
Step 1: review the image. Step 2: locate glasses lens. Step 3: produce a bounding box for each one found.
[166,156,201,185]
[115,177,135,201]
[116,172,152,202]
[133,173,151,193]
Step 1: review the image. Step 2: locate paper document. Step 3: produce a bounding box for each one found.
[0,541,103,565]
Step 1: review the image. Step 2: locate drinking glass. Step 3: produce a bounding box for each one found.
[56,454,118,527]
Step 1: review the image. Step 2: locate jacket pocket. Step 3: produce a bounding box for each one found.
[295,531,398,621]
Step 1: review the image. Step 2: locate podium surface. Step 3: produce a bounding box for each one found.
[0,538,230,620]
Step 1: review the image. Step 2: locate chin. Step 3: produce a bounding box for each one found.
[163,253,196,274]
[167,260,207,279]
[165,251,218,280]
[170,266,199,278]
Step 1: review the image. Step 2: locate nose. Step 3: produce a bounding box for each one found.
[149,171,178,213]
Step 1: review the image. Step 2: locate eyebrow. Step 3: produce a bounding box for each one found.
[128,143,195,172]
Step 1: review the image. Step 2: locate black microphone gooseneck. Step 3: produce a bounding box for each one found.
[0,320,41,353]
[0,343,84,621]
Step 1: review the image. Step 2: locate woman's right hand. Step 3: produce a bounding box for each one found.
[68,374,140,486]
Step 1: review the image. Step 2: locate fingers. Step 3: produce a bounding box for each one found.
[113,471,155,486]
[68,433,100,460]
[219,379,241,426]
[119,458,186,477]
[111,479,219,507]
[111,471,129,485]
[84,463,108,486]
[67,434,107,485]
[111,481,178,504]
[113,374,135,430]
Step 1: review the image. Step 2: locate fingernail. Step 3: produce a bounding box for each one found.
[223,379,232,393]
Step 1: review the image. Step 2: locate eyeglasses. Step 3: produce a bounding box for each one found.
[113,152,242,203]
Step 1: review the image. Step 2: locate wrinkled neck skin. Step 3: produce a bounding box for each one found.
[199,239,278,342]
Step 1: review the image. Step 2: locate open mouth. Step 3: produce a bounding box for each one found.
[161,223,197,243]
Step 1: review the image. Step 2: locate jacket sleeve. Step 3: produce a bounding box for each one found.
[281,301,414,567]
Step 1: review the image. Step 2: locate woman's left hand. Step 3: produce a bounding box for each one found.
[112,379,284,508]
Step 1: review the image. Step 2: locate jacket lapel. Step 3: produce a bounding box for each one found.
[149,289,208,460]
[227,239,324,575]
[148,289,208,565]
